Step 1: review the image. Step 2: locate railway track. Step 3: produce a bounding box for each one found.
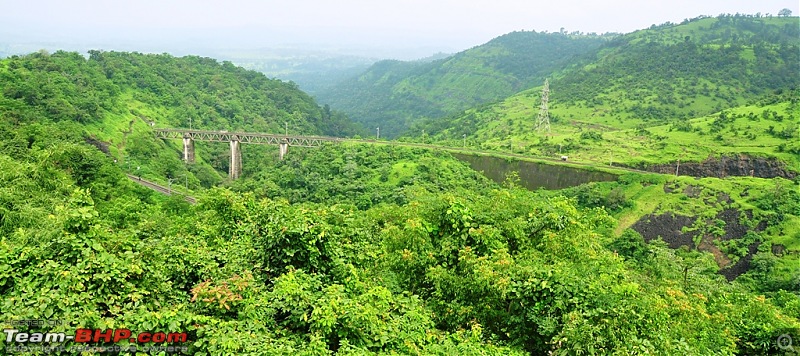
[126,174,196,204]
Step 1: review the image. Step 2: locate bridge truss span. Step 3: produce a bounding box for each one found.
[154,128,344,179]
[153,128,342,147]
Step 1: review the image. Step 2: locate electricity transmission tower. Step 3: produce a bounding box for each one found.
[534,79,550,133]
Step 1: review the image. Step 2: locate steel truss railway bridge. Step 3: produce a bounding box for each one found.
[154,128,343,179]
[155,128,646,180]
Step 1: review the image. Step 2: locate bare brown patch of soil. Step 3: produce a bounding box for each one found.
[631,208,767,281]
[698,235,732,268]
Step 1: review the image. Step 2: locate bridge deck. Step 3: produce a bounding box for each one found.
[154,128,341,147]
[155,128,648,175]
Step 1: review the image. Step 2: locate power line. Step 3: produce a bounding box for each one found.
[534,79,551,133]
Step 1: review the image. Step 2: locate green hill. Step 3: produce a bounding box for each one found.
[552,15,798,125]
[2,126,798,354]
[0,50,362,187]
[0,50,362,134]
[418,15,800,171]
[1,41,799,355]
[316,31,610,137]
[405,15,800,289]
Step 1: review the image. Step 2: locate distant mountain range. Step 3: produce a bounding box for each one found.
[317,15,798,140]
[417,15,799,170]
[314,31,613,137]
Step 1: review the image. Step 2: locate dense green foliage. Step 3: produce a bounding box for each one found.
[414,16,800,171]
[316,31,609,137]
[1,127,798,354]
[2,16,800,355]
[230,144,495,209]
[1,50,361,135]
[0,50,365,189]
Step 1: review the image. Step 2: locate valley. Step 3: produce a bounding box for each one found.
[0,12,798,356]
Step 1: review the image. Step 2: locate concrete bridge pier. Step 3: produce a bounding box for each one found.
[229,137,242,179]
[279,138,289,160]
[182,136,195,163]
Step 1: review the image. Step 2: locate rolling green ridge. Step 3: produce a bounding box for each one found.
[0,50,362,136]
[417,15,800,171]
[0,50,363,188]
[316,31,610,137]
[1,15,799,354]
[1,126,798,354]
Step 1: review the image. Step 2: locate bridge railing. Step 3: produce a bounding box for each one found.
[154,128,342,147]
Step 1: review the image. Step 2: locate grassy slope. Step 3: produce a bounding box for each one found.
[421,16,800,170]
[317,31,608,137]
[611,174,798,283]
[550,169,798,290]
[426,88,799,169]
[562,99,800,167]
[0,51,361,190]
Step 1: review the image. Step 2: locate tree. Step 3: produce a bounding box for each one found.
[778,8,792,17]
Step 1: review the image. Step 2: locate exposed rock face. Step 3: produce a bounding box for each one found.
[85,136,110,154]
[719,242,761,282]
[631,208,767,281]
[715,209,767,240]
[631,213,698,249]
[638,155,797,179]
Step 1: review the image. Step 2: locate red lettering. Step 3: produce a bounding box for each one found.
[113,329,131,343]
[152,332,166,343]
[94,329,113,343]
[138,332,151,343]
[167,332,188,343]
[75,329,92,343]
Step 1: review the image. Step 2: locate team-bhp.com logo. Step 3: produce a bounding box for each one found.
[3,327,189,353]
[5,328,187,343]
[75,329,187,344]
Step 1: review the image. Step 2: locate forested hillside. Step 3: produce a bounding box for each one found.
[1,17,799,355]
[552,15,798,124]
[419,15,800,169]
[1,122,798,354]
[0,50,363,187]
[0,50,361,135]
[316,31,609,137]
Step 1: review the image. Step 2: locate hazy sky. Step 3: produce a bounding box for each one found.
[1,0,798,58]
